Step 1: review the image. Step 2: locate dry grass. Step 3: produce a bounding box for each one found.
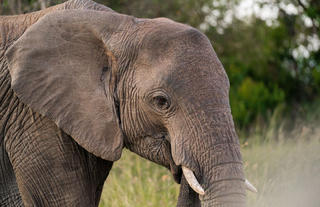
[243,138,320,207]
[99,132,320,207]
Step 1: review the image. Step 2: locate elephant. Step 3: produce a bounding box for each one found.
[0,0,256,206]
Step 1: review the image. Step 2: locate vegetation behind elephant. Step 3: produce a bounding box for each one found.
[0,0,255,206]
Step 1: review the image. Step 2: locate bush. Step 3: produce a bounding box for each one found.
[230,77,285,129]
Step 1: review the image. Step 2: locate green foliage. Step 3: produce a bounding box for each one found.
[205,5,320,130]
[231,77,285,128]
[312,66,320,91]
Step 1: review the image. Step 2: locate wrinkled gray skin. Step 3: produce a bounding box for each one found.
[0,0,246,206]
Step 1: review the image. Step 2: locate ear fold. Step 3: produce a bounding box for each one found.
[6,10,125,161]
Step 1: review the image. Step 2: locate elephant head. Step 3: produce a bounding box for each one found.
[5,0,255,206]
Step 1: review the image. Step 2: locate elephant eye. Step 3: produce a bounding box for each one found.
[152,95,170,111]
[147,90,173,113]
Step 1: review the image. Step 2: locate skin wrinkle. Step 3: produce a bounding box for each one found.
[0,88,13,126]
[7,119,112,206]
[123,75,168,163]
[122,31,183,172]
[172,101,205,170]
[0,50,25,206]
[3,98,20,136]
[0,58,23,207]
[202,193,246,204]
[119,68,176,170]
[8,122,43,169]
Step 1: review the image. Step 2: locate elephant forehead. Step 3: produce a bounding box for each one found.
[134,54,230,111]
[135,42,229,95]
[139,19,210,59]
[134,20,230,103]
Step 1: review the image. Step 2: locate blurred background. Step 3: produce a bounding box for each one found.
[1,0,319,206]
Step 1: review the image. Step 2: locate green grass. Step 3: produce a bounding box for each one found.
[99,150,179,207]
[99,136,320,207]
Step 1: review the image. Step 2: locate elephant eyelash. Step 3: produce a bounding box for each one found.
[151,95,171,110]
[146,89,174,114]
[100,66,109,82]
[153,132,168,140]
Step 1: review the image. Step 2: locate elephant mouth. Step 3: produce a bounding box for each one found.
[153,133,182,183]
[170,163,182,183]
[164,137,182,183]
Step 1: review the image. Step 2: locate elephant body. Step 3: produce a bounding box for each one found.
[0,2,114,206]
[0,0,248,206]
[0,12,112,207]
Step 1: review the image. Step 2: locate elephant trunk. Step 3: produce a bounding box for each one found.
[172,110,247,207]
[201,192,246,207]
[199,170,246,207]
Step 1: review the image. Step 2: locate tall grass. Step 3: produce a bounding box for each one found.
[99,149,179,207]
[243,138,320,207]
[99,131,320,207]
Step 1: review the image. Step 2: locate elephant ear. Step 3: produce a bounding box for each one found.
[5,10,126,161]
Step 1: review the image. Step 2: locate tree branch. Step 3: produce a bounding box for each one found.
[297,0,307,11]
[297,0,319,33]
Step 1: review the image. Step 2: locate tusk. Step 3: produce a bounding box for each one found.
[245,179,258,193]
[182,166,205,195]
